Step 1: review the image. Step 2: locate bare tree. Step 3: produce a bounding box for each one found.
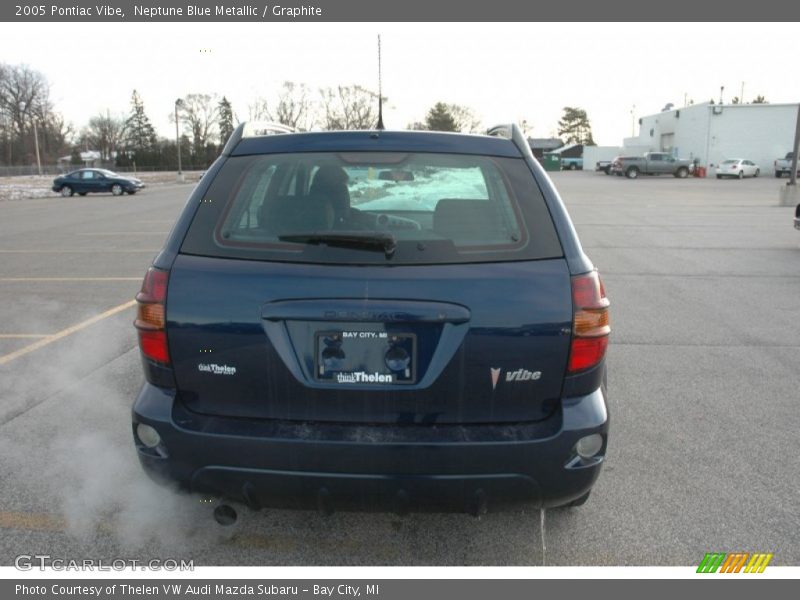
[319,85,383,130]
[40,112,73,159]
[250,82,314,131]
[0,63,50,163]
[82,111,126,162]
[448,103,482,133]
[175,93,218,161]
[0,64,49,139]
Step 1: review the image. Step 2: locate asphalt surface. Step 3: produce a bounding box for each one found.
[0,173,798,566]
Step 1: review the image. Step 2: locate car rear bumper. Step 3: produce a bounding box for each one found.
[132,383,609,513]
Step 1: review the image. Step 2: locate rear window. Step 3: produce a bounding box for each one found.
[180,152,563,265]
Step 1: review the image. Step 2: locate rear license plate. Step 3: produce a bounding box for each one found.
[315,330,416,385]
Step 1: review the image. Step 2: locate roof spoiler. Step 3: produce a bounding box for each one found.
[221,121,297,156]
[487,123,531,157]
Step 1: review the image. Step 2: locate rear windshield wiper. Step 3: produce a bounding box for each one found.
[279,231,397,258]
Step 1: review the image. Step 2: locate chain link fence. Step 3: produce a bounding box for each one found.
[0,165,205,177]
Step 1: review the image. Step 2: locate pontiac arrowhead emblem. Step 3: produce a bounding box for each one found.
[490,368,501,390]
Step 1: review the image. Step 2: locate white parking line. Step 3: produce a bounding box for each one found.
[0,277,140,282]
[0,334,49,339]
[0,300,137,366]
[0,250,157,253]
[77,232,169,236]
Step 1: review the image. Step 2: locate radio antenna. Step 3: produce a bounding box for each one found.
[376,34,385,130]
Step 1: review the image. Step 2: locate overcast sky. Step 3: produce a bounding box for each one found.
[1,22,797,145]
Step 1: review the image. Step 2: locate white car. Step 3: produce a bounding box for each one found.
[716,158,760,179]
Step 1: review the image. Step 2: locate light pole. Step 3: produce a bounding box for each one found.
[19,101,42,176]
[175,98,184,182]
[31,116,42,177]
[789,103,800,187]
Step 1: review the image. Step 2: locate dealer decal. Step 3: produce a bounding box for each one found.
[198,363,237,376]
[336,371,394,384]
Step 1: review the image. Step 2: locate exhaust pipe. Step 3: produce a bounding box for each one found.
[213,504,238,526]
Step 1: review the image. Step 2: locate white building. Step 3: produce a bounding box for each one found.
[586,102,799,175]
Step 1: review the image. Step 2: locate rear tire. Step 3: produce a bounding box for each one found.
[775,171,782,178]
[569,163,577,171]
[60,186,73,197]
[625,167,639,179]
[716,175,722,179]
[111,183,124,196]
[754,169,760,178]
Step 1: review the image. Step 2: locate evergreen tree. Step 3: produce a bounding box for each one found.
[557,107,595,145]
[124,90,157,158]
[218,96,235,143]
[424,102,458,132]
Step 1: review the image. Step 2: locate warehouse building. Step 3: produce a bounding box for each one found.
[584,102,799,175]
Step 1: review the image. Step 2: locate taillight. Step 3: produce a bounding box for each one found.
[135,267,170,364]
[568,271,610,373]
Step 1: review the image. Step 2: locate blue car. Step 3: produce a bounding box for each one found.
[132,122,610,518]
[52,168,144,197]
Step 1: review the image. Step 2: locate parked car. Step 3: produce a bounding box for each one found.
[561,157,583,170]
[795,204,800,231]
[716,159,760,179]
[52,168,145,197]
[774,152,799,178]
[596,160,613,175]
[131,122,610,518]
[613,152,692,179]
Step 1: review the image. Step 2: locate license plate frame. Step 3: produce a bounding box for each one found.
[314,330,417,385]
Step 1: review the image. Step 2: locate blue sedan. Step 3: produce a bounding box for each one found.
[52,168,145,197]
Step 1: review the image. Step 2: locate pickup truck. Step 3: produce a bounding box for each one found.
[611,152,692,179]
[596,159,613,174]
[560,157,583,170]
[774,152,799,178]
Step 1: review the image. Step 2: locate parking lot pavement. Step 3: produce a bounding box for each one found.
[0,174,798,566]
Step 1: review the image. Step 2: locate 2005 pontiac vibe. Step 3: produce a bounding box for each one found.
[131,122,610,515]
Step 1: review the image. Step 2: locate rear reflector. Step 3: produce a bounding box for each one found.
[568,336,609,373]
[138,330,170,364]
[135,267,170,364]
[568,271,610,374]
